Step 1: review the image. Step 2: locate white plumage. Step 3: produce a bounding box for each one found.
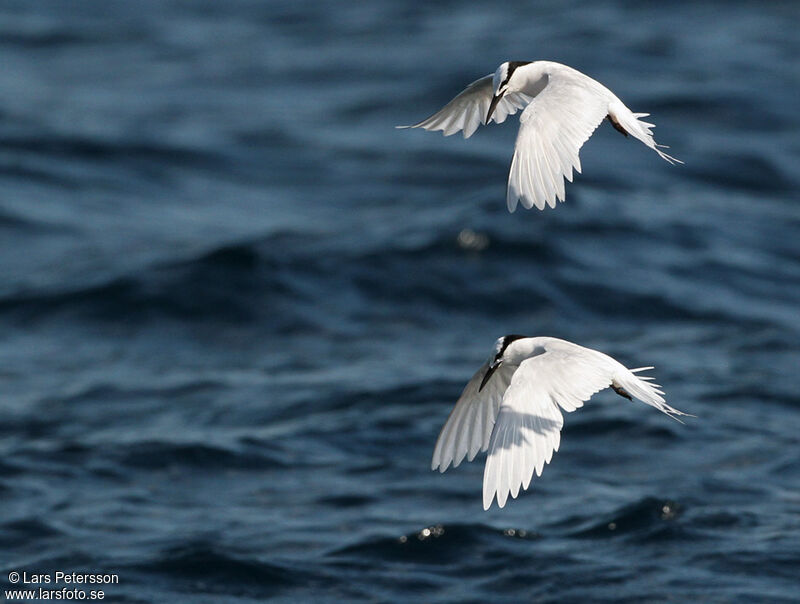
[400,61,681,212]
[432,336,690,510]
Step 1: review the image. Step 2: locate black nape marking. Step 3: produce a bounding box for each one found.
[612,384,632,401]
[482,334,528,392]
[502,61,532,86]
[497,334,527,358]
[607,114,628,137]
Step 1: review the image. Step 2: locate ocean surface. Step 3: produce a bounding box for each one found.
[1,1,799,602]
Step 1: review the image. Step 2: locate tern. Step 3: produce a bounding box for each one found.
[432,335,690,510]
[399,61,681,212]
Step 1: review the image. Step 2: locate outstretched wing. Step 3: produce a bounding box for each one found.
[432,360,515,473]
[507,63,682,212]
[506,69,611,212]
[483,339,685,509]
[398,75,533,139]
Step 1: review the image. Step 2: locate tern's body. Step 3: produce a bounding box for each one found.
[400,60,680,212]
[433,336,689,510]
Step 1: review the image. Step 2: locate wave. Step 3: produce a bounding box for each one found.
[0,518,62,547]
[112,440,289,471]
[553,496,689,541]
[329,523,537,565]
[128,542,324,596]
[0,238,299,326]
[2,219,794,335]
[3,135,227,170]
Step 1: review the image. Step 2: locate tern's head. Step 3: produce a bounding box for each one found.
[479,334,528,391]
[487,61,532,122]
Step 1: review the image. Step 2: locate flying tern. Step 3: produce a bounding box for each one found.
[432,335,690,510]
[400,61,681,212]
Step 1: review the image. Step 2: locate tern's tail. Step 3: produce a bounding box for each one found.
[608,100,683,165]
[614,366,692,422]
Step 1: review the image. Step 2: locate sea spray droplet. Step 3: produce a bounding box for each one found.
[503,528,530,538]
[415,524,445,541]
[660,501,678,520]
[457,229,489,251]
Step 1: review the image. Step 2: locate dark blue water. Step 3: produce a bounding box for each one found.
[1,1,799,602]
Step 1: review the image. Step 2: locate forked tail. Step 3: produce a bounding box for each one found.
[608,100,683,165]
[614,366,693,422]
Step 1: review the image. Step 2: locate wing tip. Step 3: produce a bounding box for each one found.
[433,458,453,473]
[431,449,454,473]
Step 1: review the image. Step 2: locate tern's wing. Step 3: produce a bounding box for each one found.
[483,340,686,510]
[506,69,612,212]
[506,64,683,212]
[398,75,533,139]
[432,360,515,473]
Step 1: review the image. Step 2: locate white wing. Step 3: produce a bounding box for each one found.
[506,69,610,212]
[431,360,515,472]
[483,339,687,510]
[507,63,681,212]
[398,75,533,139]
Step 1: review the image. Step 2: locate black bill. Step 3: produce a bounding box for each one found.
[479,360,501,392]
[486,93,504,123]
